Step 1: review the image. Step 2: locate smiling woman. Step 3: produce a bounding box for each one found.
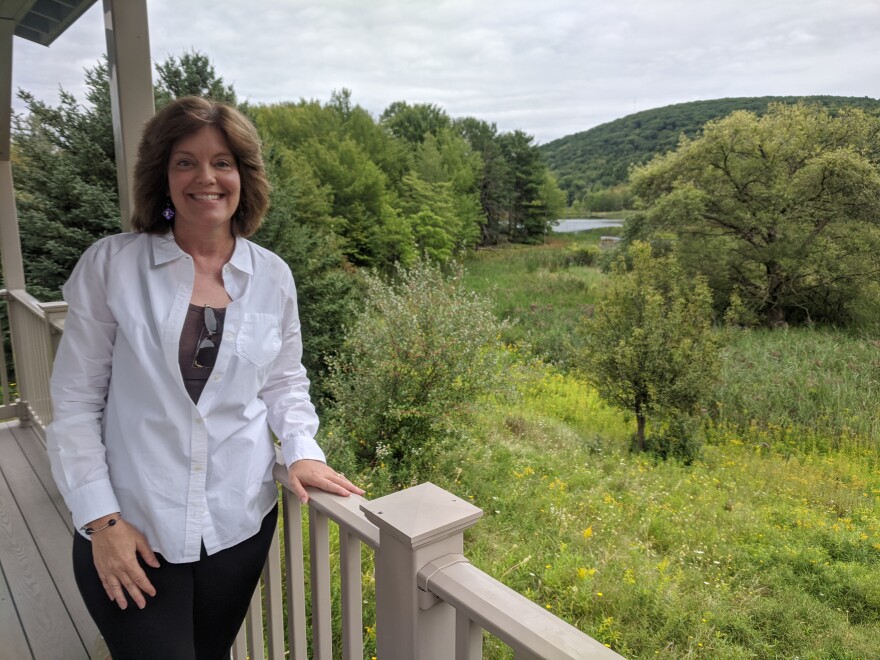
[167,125,242,236]
[45,96,363,659]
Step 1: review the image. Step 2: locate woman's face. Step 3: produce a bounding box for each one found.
[167,125,241,234]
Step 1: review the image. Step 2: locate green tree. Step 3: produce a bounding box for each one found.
[454,116,511,244]
[253,99,414,269]
[630,102,880,327]
[154,50,236,105]
[579,242,720,457]
[12,64,120,298]
[498,129,554,243]
[380,101,452,145]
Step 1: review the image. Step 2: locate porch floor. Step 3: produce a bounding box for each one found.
[0,419,94,659]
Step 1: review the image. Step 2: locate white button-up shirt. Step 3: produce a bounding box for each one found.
[47,232,325,563]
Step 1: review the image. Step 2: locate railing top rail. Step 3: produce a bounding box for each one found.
[418,554,623,659]
[1,289,68,331]
[271,451,380,548]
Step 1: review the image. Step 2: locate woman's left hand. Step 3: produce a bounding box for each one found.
[288,459,365,504]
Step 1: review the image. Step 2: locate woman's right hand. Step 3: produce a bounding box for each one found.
[87,514,161,610]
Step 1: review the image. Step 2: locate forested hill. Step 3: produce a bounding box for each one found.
[540,96,880,203]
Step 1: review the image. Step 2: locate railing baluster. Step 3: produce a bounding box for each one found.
[339,529,363,660]
[282,490,308,660]
[245,584,265,660]
[308,506,333,660]
[262,523,284,659]
[456,610,482,660]
[231,624,247,660]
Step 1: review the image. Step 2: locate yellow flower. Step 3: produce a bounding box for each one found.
[583,526,593,539]
[596,592,603,597]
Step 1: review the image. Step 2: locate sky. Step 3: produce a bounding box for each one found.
[14,0,880,144]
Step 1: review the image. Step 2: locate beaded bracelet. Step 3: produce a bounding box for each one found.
[83,516,121,536]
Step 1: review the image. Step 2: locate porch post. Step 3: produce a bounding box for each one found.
[103,0,154,231]
[362,483,483,660]
[0,18,25,290]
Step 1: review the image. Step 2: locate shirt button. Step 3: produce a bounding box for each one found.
[194,464,204,472]
[196,418,204,425]
[224,332,234,340]
[213,373,222,381]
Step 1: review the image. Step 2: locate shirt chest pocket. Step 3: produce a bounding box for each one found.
[235,313,282,368]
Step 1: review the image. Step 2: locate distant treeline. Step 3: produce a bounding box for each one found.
[540,96,880,206]
[248,92,566,270]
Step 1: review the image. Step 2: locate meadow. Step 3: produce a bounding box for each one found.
[447,231,880,657]
[318,229,879,658]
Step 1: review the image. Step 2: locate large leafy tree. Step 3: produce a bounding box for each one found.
[630,102,880,327]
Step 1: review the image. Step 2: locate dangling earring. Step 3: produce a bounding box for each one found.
[162,198,175,221]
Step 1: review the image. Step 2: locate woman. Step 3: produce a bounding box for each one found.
[46,96,362,659]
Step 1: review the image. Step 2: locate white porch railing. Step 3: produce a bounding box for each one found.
[2,289,621,659]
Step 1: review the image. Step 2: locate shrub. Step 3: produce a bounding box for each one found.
[325,259,511,485]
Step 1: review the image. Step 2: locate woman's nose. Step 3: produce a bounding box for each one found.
[196,166,216,184]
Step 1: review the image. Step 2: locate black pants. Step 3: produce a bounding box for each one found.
[73,505,278,660]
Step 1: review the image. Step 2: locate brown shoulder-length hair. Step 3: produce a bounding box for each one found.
[131,96,270,237]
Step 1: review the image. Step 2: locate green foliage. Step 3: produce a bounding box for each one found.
[582,184,633,213]
[325,260,511,486]
[578,242,720,456]
[712,327,880,452]
[630,102,880,327]
[540,95,880,204]
[380,100,452,144]
[252,98,415,268]
[12,64,120,298]
[154,50,236,106]
[462,230,613,366]
[251,145,361,406]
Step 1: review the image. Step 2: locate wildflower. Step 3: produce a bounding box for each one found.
[596,592,603,597]
[583,526,593,539]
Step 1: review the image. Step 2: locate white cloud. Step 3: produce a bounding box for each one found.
[12,0,880,143]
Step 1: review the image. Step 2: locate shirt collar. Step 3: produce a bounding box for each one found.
[151,231,253,275]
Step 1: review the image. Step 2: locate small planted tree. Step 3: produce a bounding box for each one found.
[579,242,720,459]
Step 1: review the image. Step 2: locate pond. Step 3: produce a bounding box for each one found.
[553,218,625,233]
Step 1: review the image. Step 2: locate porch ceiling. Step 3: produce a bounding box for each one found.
[1,0,98,46]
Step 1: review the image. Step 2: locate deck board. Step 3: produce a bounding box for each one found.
[0,561,33,659]
[0,421,90,660]
[3,423,98,650]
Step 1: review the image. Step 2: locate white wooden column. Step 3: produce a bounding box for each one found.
[103,0,154,231]
[362,483,483,660]
[0,17,25,290]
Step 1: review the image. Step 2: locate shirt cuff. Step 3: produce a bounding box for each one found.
[64,479,121,532]
[281,434,326,469]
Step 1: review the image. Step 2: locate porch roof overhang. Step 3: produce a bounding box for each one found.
[1,0,98,46]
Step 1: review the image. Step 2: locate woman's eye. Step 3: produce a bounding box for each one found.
[216,160,233,169]
[176,159,193,167]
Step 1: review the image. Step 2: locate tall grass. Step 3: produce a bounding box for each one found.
[462,230,616,366]
[450,237,880,657]
[713,327,880,454]
[439,369,880,658]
